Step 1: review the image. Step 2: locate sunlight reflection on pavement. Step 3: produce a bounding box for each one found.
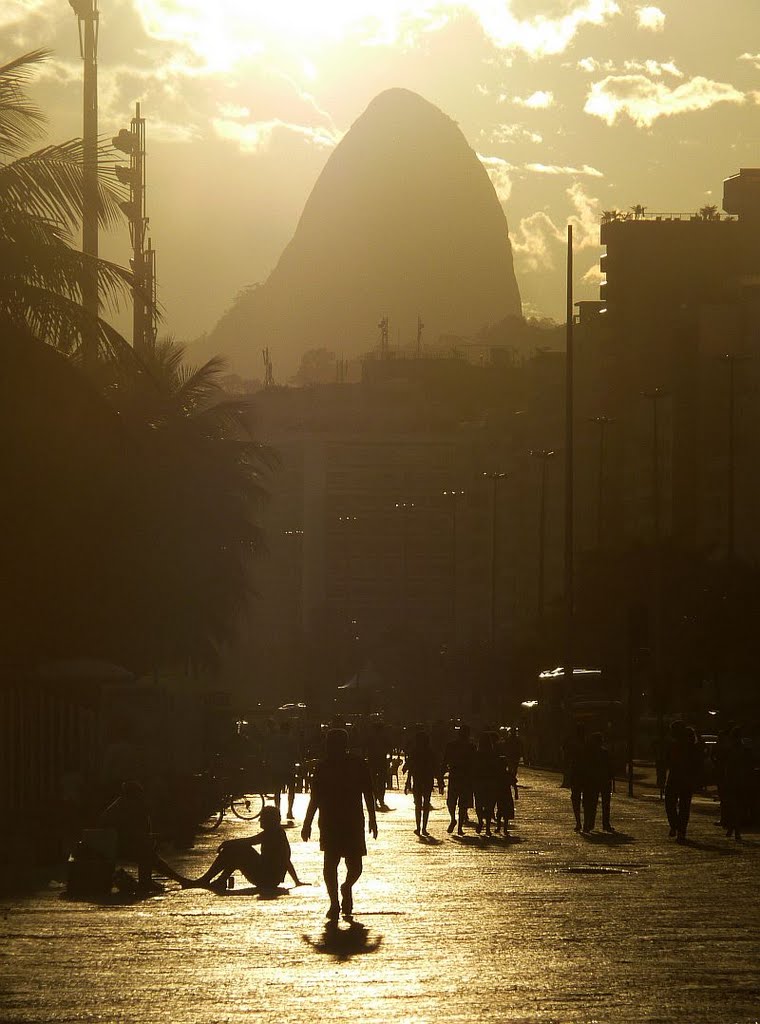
[2,769,759,1023]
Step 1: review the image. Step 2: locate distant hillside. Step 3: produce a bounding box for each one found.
[200,88,522,377]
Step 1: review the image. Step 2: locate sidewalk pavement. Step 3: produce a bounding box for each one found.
[2,768,758,1024]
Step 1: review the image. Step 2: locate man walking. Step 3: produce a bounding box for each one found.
[301,728,378,920]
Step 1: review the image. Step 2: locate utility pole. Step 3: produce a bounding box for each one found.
[530,451,555,627]
[564,225,574,700]
[642,387,668,738]
[588,416,615,547]
[642,388,668,541]
[483,472,507,646]
[719,353,749,561]
[69,0,99,370]
[443,490,465,647]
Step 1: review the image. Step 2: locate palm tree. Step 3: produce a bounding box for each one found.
[100,334,276,669]
[0,50,134,358]
[698,204,720,221]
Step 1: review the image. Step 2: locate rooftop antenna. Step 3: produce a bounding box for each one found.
[378,315,389,359]
[262,347,274,387]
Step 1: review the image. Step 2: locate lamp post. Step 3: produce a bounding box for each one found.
[588,416,615,547]
[69,0,99,370]
[394,502,415,615]
[442,490,465,648]
[530,451,555,627]
[641,388,668,541]
[482,472,508,646]
[718,353,749,561]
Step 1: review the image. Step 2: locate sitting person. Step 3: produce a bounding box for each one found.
[98,779,185,893]
[190,805,302,891]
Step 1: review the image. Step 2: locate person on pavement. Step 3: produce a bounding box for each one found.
[582,732,614,833]
[722,725,753,841]
[664,721,702,843]
[189,804,302,891]
[566,724,587,832]
[366,720,391,811]
[472,732,500,836]
[443,723,476,836]
[301,728,378,920]
[404,730,436,837]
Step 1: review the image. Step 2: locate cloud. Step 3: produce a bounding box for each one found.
[739,52,760,70]
[511,182,602,272]
[623,60,683,78]
[0,0,48,30]
[514,90,554,109]
[585,74,747,126]
[636,5,666,31]
[212,115,342,153]
[473,0,621,57]
[127,0,622,70]
[489,124,544,144]
[582,264,605,285]
[526,162,603,177]
[478,154,515,203]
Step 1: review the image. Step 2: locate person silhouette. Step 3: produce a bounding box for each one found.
[301,728,378,919]
[472,732,499,836]
[443,723,475,836]
[664,722,702,843]
[404,730,436,836]
[190,804,302,890]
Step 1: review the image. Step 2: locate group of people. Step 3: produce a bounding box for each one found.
[565,726,615,834]
[88,715,754,919]
[662,720,754,843]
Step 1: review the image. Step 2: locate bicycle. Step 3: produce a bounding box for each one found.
[193,771,267,832]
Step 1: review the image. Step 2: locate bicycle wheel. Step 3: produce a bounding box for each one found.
[231,793,265,821]
[197,804,224,831]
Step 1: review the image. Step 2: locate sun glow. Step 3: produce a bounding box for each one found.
[133,0,445,72]
[132,0,621,73]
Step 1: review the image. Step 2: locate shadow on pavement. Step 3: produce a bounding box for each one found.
[301,921,382,961]
[581,831,636,846]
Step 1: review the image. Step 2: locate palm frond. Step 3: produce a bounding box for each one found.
[1,280,132,359]
[0,50,49,157]
[174,355,228,410]
[0,139,128,233]
[0,211,135,312]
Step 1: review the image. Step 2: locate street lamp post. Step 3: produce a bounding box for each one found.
[641,388,669,738]
[718,353,749,561]
[395,502,415,616]
[530,451,555,627]
[442,490,465,648]
[482,472,507,646]
[588,416,615,547]
[641,389,668,541]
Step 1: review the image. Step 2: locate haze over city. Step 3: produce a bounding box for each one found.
[7,0,760,348]
[2,3,760,1022]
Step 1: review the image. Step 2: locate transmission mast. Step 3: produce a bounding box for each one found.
[378,315,389,358]
[416,314,424,357]
[262,347,274,387]
[69,0,99,370]
[113,103,156,354]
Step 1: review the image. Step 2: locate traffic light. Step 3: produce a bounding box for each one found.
[112,128,136,154]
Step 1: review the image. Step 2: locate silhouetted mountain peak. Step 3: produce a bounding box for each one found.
[203,89,521,377]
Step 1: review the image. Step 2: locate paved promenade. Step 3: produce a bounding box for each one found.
[2,769,759,1024]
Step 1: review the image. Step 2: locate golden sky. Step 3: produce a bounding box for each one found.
[3,0,760,349]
